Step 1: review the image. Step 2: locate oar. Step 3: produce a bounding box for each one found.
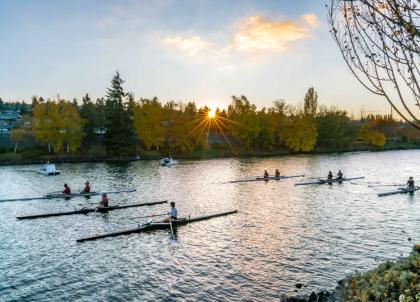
[168,216,177,246]
[129,213,167,220]
[368,184,406,188]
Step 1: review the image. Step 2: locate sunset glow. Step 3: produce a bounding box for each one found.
[208,108,216,119]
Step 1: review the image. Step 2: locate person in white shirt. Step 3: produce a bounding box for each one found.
[163,202,177,222]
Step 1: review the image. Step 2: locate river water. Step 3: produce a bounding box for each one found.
[0,150,419,301]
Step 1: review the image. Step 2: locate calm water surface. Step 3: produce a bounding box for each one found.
[1,150,419,301]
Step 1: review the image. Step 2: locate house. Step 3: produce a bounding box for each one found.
[0,111,21,134]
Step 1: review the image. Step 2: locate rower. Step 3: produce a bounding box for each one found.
[63,183,71,195]
[264,170,269,179]
[275,169,280,178]
[98,193,109,208]
[83,181,91,193]
[327,171,333,180]
[407,177,415,189]
[163,202,177,222]
[337,170,343,180]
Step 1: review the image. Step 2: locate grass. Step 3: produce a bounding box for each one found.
[340,245,420,302]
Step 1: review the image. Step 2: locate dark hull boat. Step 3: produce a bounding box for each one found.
[17,200,167,220]
[77,210,238,242]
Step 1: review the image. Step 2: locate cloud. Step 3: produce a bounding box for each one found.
[301,14,318,28]
[162,13,318,57]
[231,14,318,52]
[162,35,211,56]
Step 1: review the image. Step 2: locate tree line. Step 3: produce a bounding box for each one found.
[4,72,419,158]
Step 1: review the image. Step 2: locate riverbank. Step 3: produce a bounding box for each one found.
[0,141,419,166]
[283,245,420,302]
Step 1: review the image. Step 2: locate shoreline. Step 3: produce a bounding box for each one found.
[0,144,419,166]
[284,244,420,302]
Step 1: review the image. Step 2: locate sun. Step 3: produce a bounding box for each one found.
[208,108,216,119]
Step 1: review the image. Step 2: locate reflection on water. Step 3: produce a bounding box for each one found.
[0,150,419,301]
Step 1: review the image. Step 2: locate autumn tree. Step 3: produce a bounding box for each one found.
[31,101,61,152]
[359,124,386,147]
[103,72,136,156]
[281,115,318,152]
[166,102,200,154]
[59,101,85,152]
[133,97,165,151]
[10,129,24,154]
[228,95,260,149]
[254,108,277,150]
[31,101,84,153]
[303,87,318,118]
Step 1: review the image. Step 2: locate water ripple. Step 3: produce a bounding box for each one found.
[0,150,419,300]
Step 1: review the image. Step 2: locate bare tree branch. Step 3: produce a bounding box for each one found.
[328,0,420,129]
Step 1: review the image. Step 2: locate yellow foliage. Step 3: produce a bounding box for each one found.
[359,125,385,147]
[281,116,317,152]
[132,99,165,151]
[31,101,84,153]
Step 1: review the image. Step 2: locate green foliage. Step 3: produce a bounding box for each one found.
[228,95,259,148]
[103,72,136,156]
[79,93,96,138]
[88,145,106,159]
[316,107,359,150]
[303,87,318,117]
[2,83,416,159]
[165,102,202,154]
[281,115,318,152]
[341,245,420,302]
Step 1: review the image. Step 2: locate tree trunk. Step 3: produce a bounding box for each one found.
[48,143,51,153]
[14,141,18,155]
[67,144,70,152]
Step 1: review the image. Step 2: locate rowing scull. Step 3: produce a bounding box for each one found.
[230,174,305,183]
[378,186,419,197]
[0,188,136,203]
[16,200,167,220]
[77,210,238,242]
[295,177,365,186]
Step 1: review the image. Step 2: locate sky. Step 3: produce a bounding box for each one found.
[0,0,389,115]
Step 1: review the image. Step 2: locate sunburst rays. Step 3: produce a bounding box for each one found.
[183,107,235,152]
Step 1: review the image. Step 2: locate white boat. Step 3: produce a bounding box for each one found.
[38,163,61,176]
[159,157,177,167]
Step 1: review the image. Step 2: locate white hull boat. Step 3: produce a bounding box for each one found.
[38,164,61,176]
[160,157,177,167]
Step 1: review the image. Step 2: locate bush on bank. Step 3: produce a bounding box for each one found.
[340,245,420,302]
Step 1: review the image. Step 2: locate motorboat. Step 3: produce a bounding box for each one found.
[38,163,61,176]
[159,157,177,167]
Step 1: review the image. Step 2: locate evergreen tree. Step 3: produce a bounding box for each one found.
[20,101,29,115]
[103,72,136,156]
[80,93,96,138]
[95,98,106,135]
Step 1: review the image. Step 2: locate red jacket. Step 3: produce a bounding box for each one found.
[101,196,109,207]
